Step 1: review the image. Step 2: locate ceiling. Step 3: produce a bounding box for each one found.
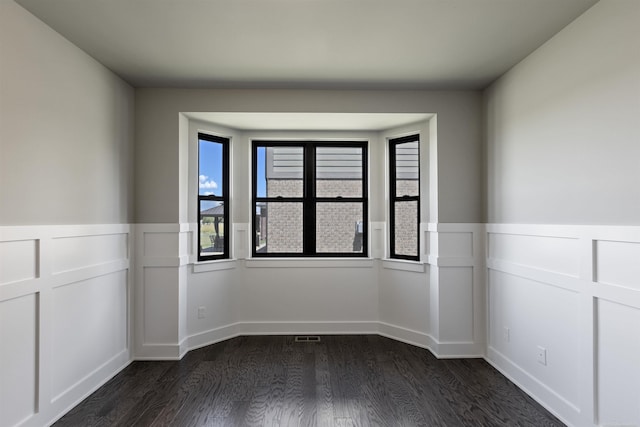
[16,0,599,90]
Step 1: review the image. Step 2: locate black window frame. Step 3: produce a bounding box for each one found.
[389,134,420,261]
[252,140,368,258]
[198,133,230,262]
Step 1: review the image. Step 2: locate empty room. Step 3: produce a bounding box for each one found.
[1,0,639,426]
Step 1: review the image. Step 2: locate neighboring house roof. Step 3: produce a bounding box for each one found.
[200,204,224,217]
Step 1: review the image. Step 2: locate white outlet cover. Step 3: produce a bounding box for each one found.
[537,346,547,365]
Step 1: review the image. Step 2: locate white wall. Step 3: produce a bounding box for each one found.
[131,90,484,365]
[485,0,640,225]
[133,109,486,362]
[16,0,639,425]
[0,1,134,226]
[484,1,640,425]
[135,89,483,224]
[0,2,135,426]
[131,87,485,365]
[240,261,379,330]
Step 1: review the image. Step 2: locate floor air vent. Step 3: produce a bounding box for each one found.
[295,336,321,343]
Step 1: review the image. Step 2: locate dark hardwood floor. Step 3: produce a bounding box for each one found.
[54,335,564,426]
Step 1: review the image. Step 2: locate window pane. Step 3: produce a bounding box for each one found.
[257,146,304,198]
[267,178,304,198]
[200,200,225,257]
[394,201,418,257]
[316,147,362,197]
[199,139,224,197]
[316,202,364,253]
[256,202,303,253]
[395,141,419,197]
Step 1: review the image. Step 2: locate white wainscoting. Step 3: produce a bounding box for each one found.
[4,221,636,427]
[139,222,487,363]
[425,223,485,358]
[134,220,476,363]
[134,223,194,360]
[378,223,485,359]
[486,223,640,427]
[0,224,132,427]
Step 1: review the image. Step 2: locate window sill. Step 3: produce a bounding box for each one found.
[192,259,237,273]
[246,258,374,269]
[382,259,426,273]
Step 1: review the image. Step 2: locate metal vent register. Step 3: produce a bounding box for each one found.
[294,336,321,343]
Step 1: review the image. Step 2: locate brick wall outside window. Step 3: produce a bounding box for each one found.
[265,179,363,253]
[394,179,419,256]
[263,179,417,254]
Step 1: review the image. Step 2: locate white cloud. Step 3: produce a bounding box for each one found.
[199,175,218,190]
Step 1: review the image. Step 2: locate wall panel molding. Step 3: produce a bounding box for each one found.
[426,223,485,355]
[134,224,193,362]
[0,224,132,427]
[486,223,640,427]
[7,221,638,427]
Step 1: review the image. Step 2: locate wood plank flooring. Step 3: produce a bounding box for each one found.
[54,335,564,426]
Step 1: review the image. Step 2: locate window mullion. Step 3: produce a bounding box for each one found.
[315,197,363,203]
[304,144,316,255]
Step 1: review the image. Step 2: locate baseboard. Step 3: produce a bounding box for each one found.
[169,321,483,363]
[48,351,132,427]
[135,343,184,360]
[431,341,485,359]
[378,322,484,359]
[486,346,579,427]
[138,321,381,361]
[237,321,380,335]
[378,322,435,350]
[185,323,241,352]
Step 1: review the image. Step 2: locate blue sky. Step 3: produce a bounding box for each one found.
[199,139,222,197]
[199,139,267,198]
[256,146,266,197]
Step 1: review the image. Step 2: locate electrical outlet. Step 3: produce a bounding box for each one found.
[503,327,510,342]
[537,346,547,365]
[197,306,206,319]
